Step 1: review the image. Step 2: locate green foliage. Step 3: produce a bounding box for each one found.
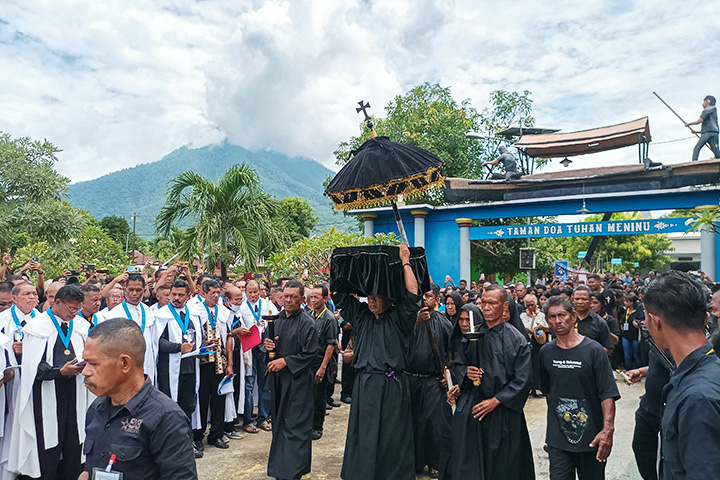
[334,83,483,181]
[10,225,128,278]
[278,197,319,243]
[68,143,356,239]
[156,164,291,279]
[0,132,89,250]
[471,217,557,278]
[684,206,720,235]
[267,227,400,285]
[533,213,673,273]
[479,90,535,139]
[100,215,132,245]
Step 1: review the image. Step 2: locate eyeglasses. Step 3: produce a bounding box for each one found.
[0,302,12,307]
[62,302,80,314]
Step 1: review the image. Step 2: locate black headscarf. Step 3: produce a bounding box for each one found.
[444,291,464,325]
[447,303,484,370]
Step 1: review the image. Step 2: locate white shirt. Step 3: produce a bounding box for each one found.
[520,310,548,330]
[238,298,278,333]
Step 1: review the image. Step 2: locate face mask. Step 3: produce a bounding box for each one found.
[229,303,242,312]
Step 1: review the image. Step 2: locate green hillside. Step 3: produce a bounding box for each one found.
[68,143,357,238]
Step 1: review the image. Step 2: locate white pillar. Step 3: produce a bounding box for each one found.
[361,213,376,238]
[456,218,472,283]
[700,226,717,281]
[412,209,428,248]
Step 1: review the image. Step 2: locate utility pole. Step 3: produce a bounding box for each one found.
[131,213,137,263]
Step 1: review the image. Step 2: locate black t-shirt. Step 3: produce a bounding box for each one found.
[603,314,621,337]
[576,311,614,350]
[621,310,640,341]
[539,337,621,452]
[639,349,673,420]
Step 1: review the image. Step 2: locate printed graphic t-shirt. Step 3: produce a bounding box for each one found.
[539,337,620,452]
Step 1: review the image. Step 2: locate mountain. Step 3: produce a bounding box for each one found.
[68,143,356,239]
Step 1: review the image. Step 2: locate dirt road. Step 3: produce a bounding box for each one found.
[198,378,645,479]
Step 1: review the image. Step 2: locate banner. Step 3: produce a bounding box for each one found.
[470,218,691,240]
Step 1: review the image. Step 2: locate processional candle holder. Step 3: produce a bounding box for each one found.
[262,314,280,359]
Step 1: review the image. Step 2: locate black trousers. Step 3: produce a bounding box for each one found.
[313,370,329,431]
[548,445,606,480]
[177,372,197,422]
[340,329,354,398]
[325,356,337,402]
[224,346,242,433]
[194,362,225,442]
[30,378,82,480]
[633,408,660,480]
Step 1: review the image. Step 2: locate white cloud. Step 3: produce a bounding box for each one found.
[1,0,719,182]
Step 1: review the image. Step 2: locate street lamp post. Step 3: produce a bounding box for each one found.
[131,213,137,262]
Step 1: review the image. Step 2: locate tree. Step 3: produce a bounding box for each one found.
[100,215,132,245]
[334,83,483,180]
[278,197,318,242]
[0,133,89,250]
[156,164,289,279]
[334,84,545,196]
[266,227,400,285]
[533,213,673,273]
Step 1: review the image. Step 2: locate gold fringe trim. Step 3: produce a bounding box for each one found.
[331,175,445,211]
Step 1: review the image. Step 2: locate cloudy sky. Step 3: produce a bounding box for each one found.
[1,0,718,183]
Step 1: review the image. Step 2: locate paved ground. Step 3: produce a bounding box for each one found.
[197,376,645,480]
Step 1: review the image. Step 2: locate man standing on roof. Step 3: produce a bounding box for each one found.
[483,145,522,180]
[685,95,720,160]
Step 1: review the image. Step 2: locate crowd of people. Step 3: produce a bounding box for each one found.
[0,249,719,480]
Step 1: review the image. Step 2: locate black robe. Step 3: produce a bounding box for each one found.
[265,308,319,480]
[449,319,535,480]
[337,291,421,480]
[406,311,453,474]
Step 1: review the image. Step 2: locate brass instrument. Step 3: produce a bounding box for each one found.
[202,315,227,374]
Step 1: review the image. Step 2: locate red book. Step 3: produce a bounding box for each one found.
[239,324,262,352]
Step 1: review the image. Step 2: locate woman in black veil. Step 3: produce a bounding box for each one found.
[444,303,485,479]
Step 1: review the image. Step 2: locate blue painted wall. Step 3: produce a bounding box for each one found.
[360,186,720,284]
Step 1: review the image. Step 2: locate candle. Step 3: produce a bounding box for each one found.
[469,310,475,332]
[444,366,456,415]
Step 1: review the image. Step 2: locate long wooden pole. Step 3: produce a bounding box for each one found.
[653,92,713,153]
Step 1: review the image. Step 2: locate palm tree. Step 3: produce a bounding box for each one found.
[156,164,287,279]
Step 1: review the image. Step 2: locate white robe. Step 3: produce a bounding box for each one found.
[0,306,38,338]
[108,302,157,384]
[152,305,202,403]
[7,312,90,478]
[188,301,237,426]
[0,332,16,480]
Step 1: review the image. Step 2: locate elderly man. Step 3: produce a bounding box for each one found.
[337,244,421,480]
[0,282,40,363]
[81,318,197,479]
[450,284,535,479]
[8,285,88,479]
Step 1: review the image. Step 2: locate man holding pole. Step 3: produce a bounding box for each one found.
[685,95,720,160]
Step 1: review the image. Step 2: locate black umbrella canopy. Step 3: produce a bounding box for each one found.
[325,136,445,211]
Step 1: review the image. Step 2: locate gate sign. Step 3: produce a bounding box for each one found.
[470,218,691,240]
[555,260,569,281]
